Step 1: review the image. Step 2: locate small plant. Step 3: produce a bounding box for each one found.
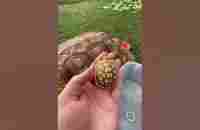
[101,0,143,13]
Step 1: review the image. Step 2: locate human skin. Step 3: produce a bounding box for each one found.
[58,52,124,130]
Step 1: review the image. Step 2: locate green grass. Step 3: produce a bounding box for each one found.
[57,0,142,62]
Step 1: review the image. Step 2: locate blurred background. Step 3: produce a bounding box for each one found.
[57,0,143,63]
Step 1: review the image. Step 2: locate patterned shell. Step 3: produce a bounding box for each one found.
[57,32,134,94]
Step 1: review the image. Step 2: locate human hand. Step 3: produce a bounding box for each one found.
[58,52,123,130]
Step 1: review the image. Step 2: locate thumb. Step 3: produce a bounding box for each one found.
[59,63,94,102]
[58,52,107,102]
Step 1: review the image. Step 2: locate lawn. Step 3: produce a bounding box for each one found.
[57,0,142,62]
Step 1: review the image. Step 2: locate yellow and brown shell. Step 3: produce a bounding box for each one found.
[57,32,134,94]
[94,59,118,88]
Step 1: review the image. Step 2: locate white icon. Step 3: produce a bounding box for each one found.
[126,112,136,123]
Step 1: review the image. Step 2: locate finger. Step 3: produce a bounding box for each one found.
[59,64,94,101]
[66,51,108,92]
[114,58,122,70]
[112,59,122,101]
[105,52,117,59]
[95,51,107,62]
[69,64,94,85]
[58,52,108,102]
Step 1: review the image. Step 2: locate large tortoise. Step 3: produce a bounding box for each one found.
[57,32,134,94]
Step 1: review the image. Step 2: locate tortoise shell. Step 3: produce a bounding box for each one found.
[94,58,117,88]
[57,32,134,94]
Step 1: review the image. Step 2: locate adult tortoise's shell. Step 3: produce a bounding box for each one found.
[57,32,134,94]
